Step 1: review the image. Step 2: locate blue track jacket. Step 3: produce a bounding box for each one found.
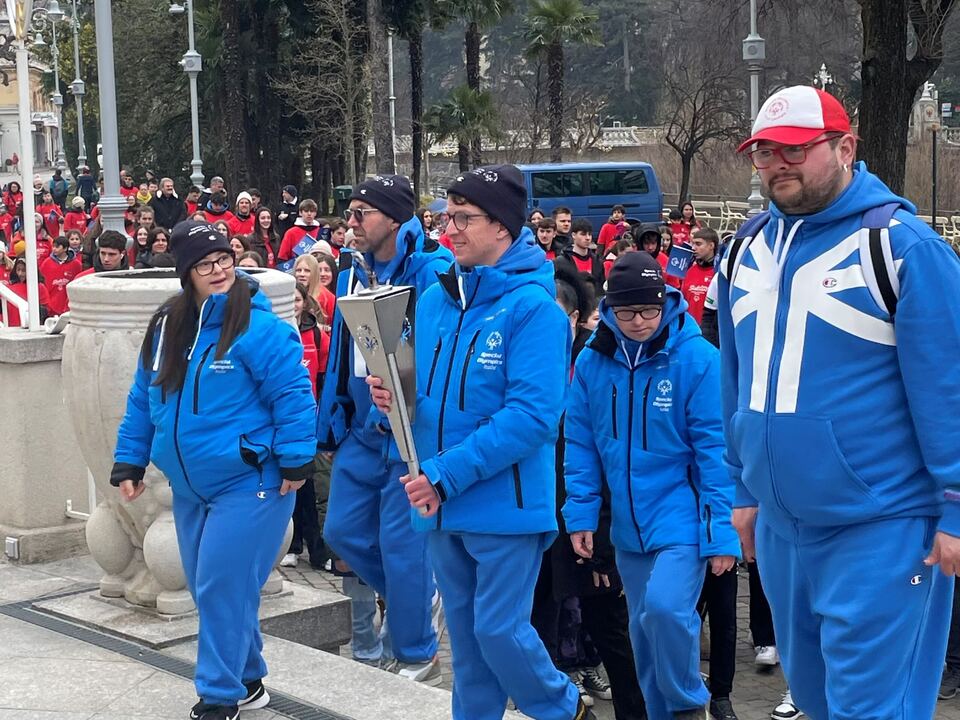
[563,290,739,558]
[113,272,317,499]
[317,218,452,452]
[718,162,960,535]
[414,227,571,534]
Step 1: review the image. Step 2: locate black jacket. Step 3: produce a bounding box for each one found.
[556,246,605,296]
[150,193,187,231]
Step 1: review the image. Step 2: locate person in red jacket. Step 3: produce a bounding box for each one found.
[0,204,14,246]
[63,197,90,235]
[3,181,23,214]
[202,192,237,228]
[12,213,53,264]
[118,171,138,199]
[39,236,82,315]
[185,185,202,216]
[278,199,323,262]
[681,227,718,325]
[229,191,256,236]
[3,256,50,327]
[37,190,63,239]
[294,281,330,397]
[596,204,627,252]
[636,222,682,290]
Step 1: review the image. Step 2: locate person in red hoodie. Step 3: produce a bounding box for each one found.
[185,185,202,216]
[3,181,23,214]
[294,281,330,396]
[251,207,280,268]
[202,192,237,228]
[3,256,50,327]
[118,171,138,199]
[39,236,83,315]
[12,213,53,264]
[229,191,256,236]
[63,196,90,235]
[37,190,63,239]
[681,227,718,325]
[278,199,323,263]
[596,204,627,252]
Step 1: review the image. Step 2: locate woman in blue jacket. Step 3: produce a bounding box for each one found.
[563,251,739,720]
[111,221,317,720]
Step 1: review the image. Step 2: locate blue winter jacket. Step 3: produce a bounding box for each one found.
[718,162,960,536]
[413,227,571,534]
[316,218,452,453]
[112,272,317,500]
[563,290,739,558]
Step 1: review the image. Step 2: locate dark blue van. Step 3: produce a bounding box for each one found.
[517,162,663,228]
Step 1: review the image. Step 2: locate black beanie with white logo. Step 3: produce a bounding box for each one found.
[605,251,666,307]
[170,220,234,286]
[446,165,526,240]
[350,175,415,224]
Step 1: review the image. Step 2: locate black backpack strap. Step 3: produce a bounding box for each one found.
[860,203,901,318]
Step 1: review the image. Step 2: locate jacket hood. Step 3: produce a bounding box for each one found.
[298,309,319,334]
[595,286,693,368]
[294,217,320,229]
[49,249,77,264]
[439,226,554,308]
[205,202,228,216]
[768,161,915,226]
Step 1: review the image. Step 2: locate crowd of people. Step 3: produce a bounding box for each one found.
[41,82,960,720]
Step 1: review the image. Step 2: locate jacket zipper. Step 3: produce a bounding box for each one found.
[705,504,713,543]
[435,310,468,530]
[426,337,443,395]
[458,330,481,411]
[192,345,214,414]
[173,386,205,502]
[512,464,523,508]
[641,377,652,450]
[625,370,645,551]
[610,385,618,439]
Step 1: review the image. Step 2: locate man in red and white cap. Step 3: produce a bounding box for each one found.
[718,85,960,720]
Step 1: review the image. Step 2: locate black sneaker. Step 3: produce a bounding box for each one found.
[674,709,707,720]
[190,704,239,720]
[940,666,960,700]
[190,700,213,720]
[238,679,270,711]
[710,697,740,720]
[573,696,598,720]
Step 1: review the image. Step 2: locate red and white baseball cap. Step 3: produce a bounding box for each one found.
[737,85,852,153]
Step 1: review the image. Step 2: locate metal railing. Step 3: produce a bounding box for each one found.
[0,283,29,329]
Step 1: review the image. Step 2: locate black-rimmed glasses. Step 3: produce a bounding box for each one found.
[193,254,234,276]
[613,307,662,321]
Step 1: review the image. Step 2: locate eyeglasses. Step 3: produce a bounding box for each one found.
[746,134,843,169]
[193,253,234,276]
[343,207,382,222]
[450,211,490,231]
[613,307,662,321]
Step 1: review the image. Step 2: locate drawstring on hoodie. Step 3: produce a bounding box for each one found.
[769,218,804,289]
[186,297,210,361]
[457,274,467,311]
[619,339,644,370]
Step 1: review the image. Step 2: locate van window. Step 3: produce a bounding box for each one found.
[532,172,584,198]
[588,170,649,195]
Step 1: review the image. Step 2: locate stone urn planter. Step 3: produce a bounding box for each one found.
[63,268,298,615]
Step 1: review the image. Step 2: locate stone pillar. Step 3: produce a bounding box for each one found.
[63,267,297,615]
[0,330,89,563]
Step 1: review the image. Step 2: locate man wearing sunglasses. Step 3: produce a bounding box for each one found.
[318,174,452,683]
[719,85,960,720]
[564,250,738,720]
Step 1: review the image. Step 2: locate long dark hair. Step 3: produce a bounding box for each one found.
[256,207,279,244]
[140,274,252,394]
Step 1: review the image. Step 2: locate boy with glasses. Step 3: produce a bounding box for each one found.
[318,174,452,682]
[564,250,738,720]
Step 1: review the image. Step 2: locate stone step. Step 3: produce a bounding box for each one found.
[164,634,528,720]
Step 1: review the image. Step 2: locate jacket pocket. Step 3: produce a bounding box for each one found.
[458,330,481,411]
[239,433,271,470]
[768,415,882,524]
[426,337,442,396]
[610,385,618,439]
[512,464,523,509]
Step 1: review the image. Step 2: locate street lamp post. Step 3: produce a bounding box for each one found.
[92,0,124,233]
[742,0,766,215]
[169,1,203,187]
[6,0,41,330]
[68,0,85,170]
[40,1,65,169]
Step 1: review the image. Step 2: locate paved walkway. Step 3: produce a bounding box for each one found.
[1,554,958,719]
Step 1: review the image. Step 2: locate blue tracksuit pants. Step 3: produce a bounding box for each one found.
[172,483,295,705]
[756,515,953,720]
[429,531,580,720]
[616,545,710,720]
[323,431,437,664]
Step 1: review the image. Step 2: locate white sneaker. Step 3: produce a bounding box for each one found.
[755,645,780,666]
[771,690,802,719]
[384,656,442,687]
[279,553,298,568]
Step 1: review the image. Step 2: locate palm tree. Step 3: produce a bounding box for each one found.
[523,0,600,162]
[424,86,499,172]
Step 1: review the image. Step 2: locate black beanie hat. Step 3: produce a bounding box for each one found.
[446,165,526,240]
[350,175,415,224]
[170,220,234,286]
[605,251,666,307]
